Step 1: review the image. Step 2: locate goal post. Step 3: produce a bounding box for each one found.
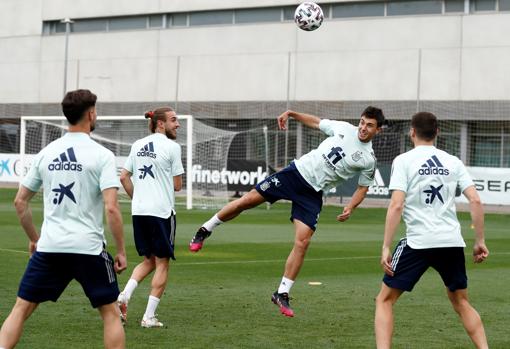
[19,115,238,210]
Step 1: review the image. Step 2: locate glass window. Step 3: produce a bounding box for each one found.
[73,19,107,32]
[235,8,281,23]
[332,2,384,18]
[170,13,188,26]
[283,6,296,20]
[0,122,19,153]
[189,10,233,26]
[503,135,510,167]
[109,16,147,31]
[499,0,510,11]
[321,4,331,18]
[437,134,460,157]
[445,0,465,12]
[149,14,163,28]
[471,136,501,166]
[471,0,496,11]
[387,0,443,16]
[55,22,68,33]
[42,22,51,35]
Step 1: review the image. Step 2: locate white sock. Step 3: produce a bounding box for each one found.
[277,276,294,294]
[123,279,138,300]
[202,214,224,232]
[144,295,160,319]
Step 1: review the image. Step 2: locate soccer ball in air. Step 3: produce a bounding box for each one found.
[294,2,324,32]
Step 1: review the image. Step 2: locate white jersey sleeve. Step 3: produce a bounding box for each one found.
[319,119,351,137]
[99,152,120,191]
[22,152,43,192]
[170,143,185,176]
[456,159,474,193]
[388,154,408,193]
[357,153,376,187]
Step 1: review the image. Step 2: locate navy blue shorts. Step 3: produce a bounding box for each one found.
[18,251,119,308]
[383,239,467,292]
[132,214,176,260]
[255,162,323,231]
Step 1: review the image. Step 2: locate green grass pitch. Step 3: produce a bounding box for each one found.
[0,188,509,348]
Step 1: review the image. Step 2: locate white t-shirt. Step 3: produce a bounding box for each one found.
[22,132,120,255]
[124,132,184,218]
[294,120,377,192]
[389,145,474,249]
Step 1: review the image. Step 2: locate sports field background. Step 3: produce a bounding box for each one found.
[0,188,508,348]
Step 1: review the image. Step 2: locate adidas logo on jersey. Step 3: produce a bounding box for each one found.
[48,147,82,171]
[418,155,449,176]
[137,142,156,158]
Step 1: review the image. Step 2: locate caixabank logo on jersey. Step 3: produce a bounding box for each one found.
[48,147,82,171]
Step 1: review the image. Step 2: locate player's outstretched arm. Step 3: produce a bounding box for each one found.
[13,186,39,255]
[277,110,321,131]
[337,185,369,222]
[463,185,489,263]
[381,190,405,276]
[102,187,127,273]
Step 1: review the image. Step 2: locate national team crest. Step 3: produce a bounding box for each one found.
[351,151,362,162]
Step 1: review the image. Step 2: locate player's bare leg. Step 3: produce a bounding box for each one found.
[447,288,488,349]
[149,257,170,299]
[118,256,156,323]
[216,189,266,221]
[374,283,403,349]
[272,219,314,317]
[283,219,314,280]
[190,189,266,252]
[0,298,38,349]
[139,257,169,328]
[98,302,125,349]
[131,256,156,283]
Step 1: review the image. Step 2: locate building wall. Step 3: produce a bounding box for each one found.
[0,1,509,104]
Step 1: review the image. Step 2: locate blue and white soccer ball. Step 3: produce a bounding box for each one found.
[294,2,324,32]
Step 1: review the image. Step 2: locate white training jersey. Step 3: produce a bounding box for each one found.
[124,132,184,218]
[22,132,120,255]
[389,145,474,249]
[294,120,377,192]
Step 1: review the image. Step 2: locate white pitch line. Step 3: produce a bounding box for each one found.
[176,255,380,266]
[1,248,509,266]
[0,248,29,254]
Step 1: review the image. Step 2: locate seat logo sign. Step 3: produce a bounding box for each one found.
[48,147,82,171]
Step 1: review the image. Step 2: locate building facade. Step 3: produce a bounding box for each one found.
[0,0,509,168]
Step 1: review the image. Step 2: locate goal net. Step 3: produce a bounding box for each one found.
[19,115,239,209]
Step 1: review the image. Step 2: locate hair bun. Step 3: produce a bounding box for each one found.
[144,111,154,119]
